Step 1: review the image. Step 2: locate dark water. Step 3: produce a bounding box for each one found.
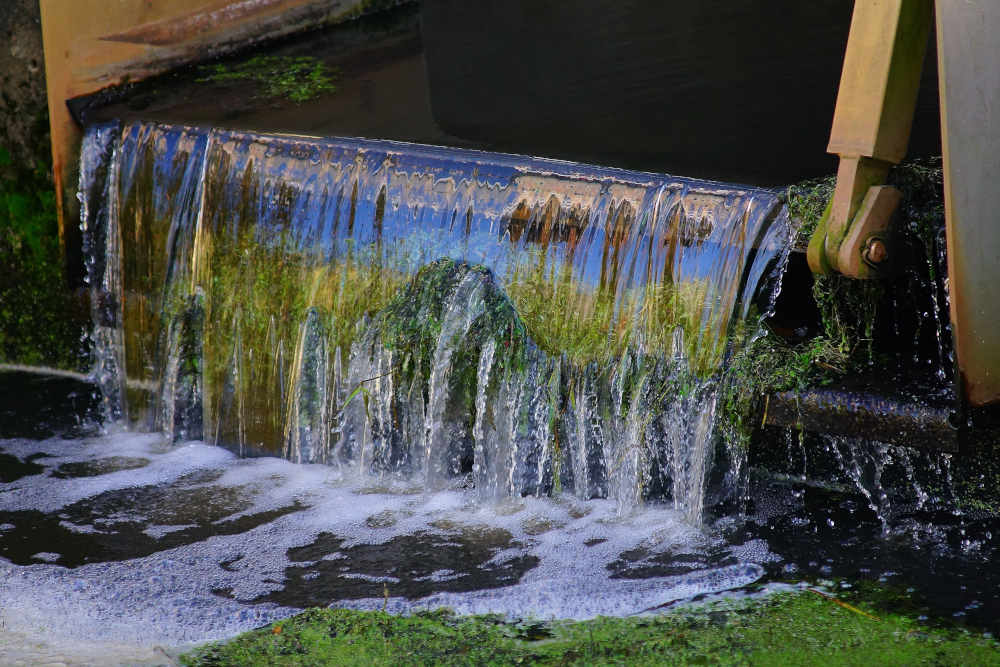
[732,475,1000,633]
[236,527,541,606]
[0,371,100,441]
[2,372,999,634]
[79,0,942,188]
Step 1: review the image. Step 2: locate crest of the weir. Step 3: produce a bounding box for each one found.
[80,121,792,522]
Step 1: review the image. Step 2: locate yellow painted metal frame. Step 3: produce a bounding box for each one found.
[813,0,1000,408]
[935,0,1000,408]
[808,0,933,279]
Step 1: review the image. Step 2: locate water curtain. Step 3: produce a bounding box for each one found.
[80,121,792,522]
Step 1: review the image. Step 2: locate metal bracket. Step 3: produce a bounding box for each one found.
[806,0,933,280]
[838,185,902,278]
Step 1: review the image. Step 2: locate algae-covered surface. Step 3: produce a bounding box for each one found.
[182,591,999,666]
[196,55,340,104]
[0,144,88,371]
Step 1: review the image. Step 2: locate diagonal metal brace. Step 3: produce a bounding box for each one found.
[807,0,933,279]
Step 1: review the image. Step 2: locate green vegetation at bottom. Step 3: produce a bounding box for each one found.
[0,144,87,370]
[181,591,998,666]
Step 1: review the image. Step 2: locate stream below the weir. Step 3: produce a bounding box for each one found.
[2,371,999,663]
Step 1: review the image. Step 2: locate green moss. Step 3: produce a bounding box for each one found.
[785,174,835,250]
[197,55,340,103]
[0,143,87,370]
[181,590,999,666]
[720,332,847,448]
[380,258,528,384]
[504,250,726,376]
[193,229,408,447]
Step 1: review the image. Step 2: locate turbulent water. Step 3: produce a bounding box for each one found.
[79,120,792,522]
[5,133,998,659]
[0,432,767,649]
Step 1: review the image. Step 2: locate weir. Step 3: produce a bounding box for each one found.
[80,120,792,521]
[10,4,1000,658]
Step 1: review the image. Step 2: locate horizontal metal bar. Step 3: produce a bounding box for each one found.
[763,388,959,453]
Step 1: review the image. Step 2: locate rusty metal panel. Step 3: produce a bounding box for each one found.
[39,0,366,274]
[936,0,1000,407]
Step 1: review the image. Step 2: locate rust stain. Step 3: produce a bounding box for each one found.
[99,0,302,46]
[52,156,66,258]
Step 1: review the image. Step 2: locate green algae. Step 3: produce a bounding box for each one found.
[785,174,835,251]
[376,258,532,442]
[735,157,947,386]
[197,55,340,103]
[380,258,529,384]
[181,590,1000,666]
[784,157,947,378]
[504,249,728,376]
[193,233,409,449]
[0,143,87,370]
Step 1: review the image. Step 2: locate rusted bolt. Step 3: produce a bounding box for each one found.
[863,237,889,265]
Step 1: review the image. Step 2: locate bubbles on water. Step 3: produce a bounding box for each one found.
[0,433,768,651]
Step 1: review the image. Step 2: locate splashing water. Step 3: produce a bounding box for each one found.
[79,120,793,521]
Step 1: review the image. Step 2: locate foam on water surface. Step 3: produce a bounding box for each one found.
[0,432,766,654]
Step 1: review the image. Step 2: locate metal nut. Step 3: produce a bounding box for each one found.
[863,237,888,265]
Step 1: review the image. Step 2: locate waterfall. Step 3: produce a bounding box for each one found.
[79,120,792,520]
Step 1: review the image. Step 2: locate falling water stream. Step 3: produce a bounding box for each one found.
[79,120,791,521]
[6,122,997,662]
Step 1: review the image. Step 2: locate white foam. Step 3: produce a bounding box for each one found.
[30,552,61,563]
[0,433,235,513]
[0,432,770,656]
